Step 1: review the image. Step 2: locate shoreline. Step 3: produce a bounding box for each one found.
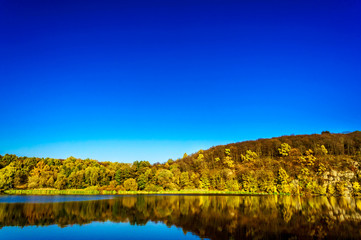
[3,189,288,196]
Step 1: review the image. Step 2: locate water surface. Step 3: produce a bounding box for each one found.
[1,194,361,239]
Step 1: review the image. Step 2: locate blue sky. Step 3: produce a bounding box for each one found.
[1,0,360,163]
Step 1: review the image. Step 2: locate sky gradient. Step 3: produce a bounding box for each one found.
[1,0,360,163]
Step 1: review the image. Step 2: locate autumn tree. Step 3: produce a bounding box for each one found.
[278,143,291,156]
[241,150,258,163]
[180,172,193,189]
[156,169,175,190]
[0,163,16,189]
[277,168,290,193]
[241,171,258,192]
[123,178,138,191]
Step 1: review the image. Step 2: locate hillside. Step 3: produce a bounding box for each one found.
[1,131,361,195]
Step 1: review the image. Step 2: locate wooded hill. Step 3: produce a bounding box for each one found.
[1,131,361,195]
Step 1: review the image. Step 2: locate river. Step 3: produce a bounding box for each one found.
[0,194,361,239]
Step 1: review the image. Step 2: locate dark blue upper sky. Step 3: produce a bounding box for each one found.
[1,0,360,163]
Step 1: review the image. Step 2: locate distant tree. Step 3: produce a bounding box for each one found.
[277,168,290,193]
[241,150,258,163]
[199,169,210,190]
[304,150,316,166]
[194,152,205,171]
[85,167,99,186]
[123,178,138,191]
[321,145,328,155]
[180,172,192,189]
[54,173,67,190]
[137,169,152,190]
[257,170,277,193]
[0,163,16,189]
[241,172,258,192]
[156,169,174,189]
[115,166,131,185]
[226,179,239,191]
[278,143,291,156]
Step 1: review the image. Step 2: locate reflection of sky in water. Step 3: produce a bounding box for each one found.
[0,195,117,203]
[1,195,360,239]
[0,221,203,240]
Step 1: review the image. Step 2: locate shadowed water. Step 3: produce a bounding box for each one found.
[0,194,361,239]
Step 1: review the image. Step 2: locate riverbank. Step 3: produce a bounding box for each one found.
[3,188,286,195]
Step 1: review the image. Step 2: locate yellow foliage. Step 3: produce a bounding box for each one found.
[242,173,258,193]
[299,150,316,166]
[317,163,327,175]
[277,168,290,193]
[278,168,289,185]
[336,181,346,195]
[353,182,360,195]
[278,143,291,156]
[327,184,336,195]
[356,199,361,211]
[316,184,327,195]
[241,150,258,163]
[223,156,234,168]
[321,145,328,155]
[301,167,310,176]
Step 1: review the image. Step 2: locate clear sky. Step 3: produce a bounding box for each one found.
[1,0,360,163]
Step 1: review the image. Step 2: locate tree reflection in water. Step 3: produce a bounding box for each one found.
[1,195,361,239]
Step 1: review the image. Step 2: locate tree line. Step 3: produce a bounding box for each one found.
[1,131,361,195]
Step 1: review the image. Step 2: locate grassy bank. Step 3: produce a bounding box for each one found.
[3,189,286,195]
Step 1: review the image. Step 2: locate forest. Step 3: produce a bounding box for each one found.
[1,131,361,195]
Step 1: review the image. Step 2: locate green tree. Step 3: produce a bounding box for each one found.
[137,169,151,190]
[115,166,131,185]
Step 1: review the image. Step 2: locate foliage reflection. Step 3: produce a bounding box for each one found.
[1,195,361,239]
